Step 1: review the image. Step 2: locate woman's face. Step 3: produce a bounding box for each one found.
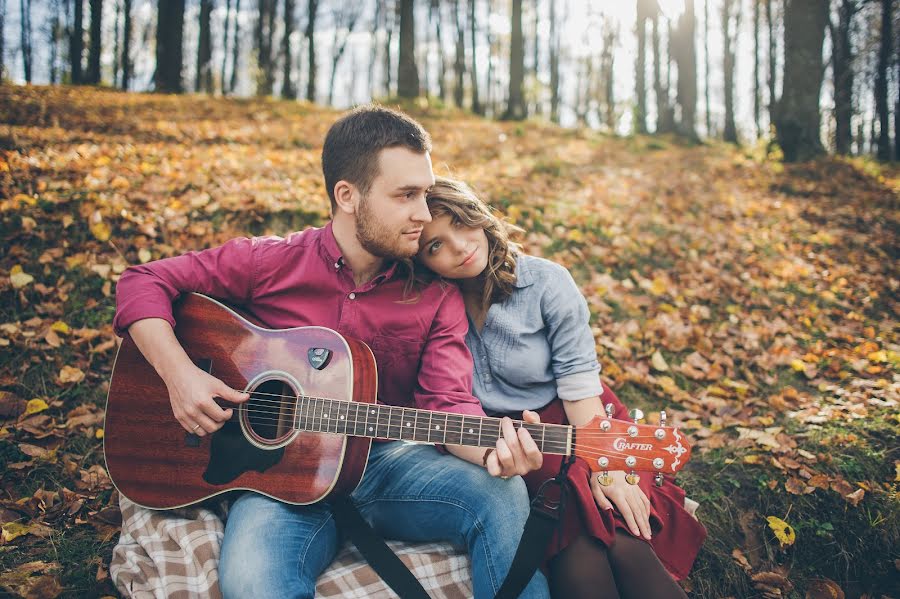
[418,213,490,280]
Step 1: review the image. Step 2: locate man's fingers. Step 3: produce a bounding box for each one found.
[190,412,219,436]
[495,437,517,473]
[217,383,250,404]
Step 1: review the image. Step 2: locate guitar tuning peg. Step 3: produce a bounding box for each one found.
[597,471,612,486]
[659,410,667,427]
[654,472,664,487]
[605,403,614,418]
[625,471,640,485]
[629,408,644,424]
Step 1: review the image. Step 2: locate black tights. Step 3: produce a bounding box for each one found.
[547,531,688,599]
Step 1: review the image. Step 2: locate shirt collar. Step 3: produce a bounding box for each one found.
[512,254,534,288]
[320,221,402,284]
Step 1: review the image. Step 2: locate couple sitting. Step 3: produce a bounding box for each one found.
[111,104,705,598]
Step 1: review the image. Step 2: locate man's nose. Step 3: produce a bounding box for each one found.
[412,196,432,223]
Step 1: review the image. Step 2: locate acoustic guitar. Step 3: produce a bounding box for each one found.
[104,293,691,510]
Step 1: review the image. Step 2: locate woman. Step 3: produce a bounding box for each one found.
[416,177,706,599]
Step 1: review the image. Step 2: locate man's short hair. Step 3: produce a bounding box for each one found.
[322,104,433,212]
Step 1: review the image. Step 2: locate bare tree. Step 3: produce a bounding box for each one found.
[722,0,741,143]
[454,0,465,107]
[281,0,296,98]
[155,0,186,93]
[71,0,84,83]
[530,0,539,115]
[121,0,132,88]
[326,2,363,105]
[548,0,559,122]
[398,0,419,97]
[704,0,711,135]
[469,0,482,114]
[673,0,698,140]
[50,0,63,83]
[255,0,277,96]
[367,0,383,97]
[430,0,448,101]
[221,0,233,92]
[753,0,760,137]
[19,0,32,82]
[774,0,828,161]
[765,0,777,130]
[652,6,674,133]
[831,0,856,155]
[229,0,242,93]
[635,0,652,133]
[112,0,120,84]
[86,0,102,84]
[600,19,617,131]
[305,0,318,101]
[384,0,394,96]
[874,0,893,160]
[504,0,526,119]
[196,0,213,93]
[0,0,5,82]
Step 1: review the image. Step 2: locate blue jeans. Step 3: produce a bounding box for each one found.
[219,441,549,599]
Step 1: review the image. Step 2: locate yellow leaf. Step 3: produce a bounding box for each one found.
[13,193,36,206]
[95,428,105,439]
[90,220,111,242]
[651,350,670,372]
[566,229,584,243]
[791,359,807,372]
[867,350,887,363]
[25,398,49,415]
[743,454,762,464]
[9,265,34,289]
[766,515,796,548]
[138,248,152,264]
[1,521,32,542]
[58,366,85,384]
[505,205,522,222]
[650,277,667,296]
[894,461,900,482]
[50,321,70,334]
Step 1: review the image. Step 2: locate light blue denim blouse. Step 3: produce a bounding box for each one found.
[466,254,603,414]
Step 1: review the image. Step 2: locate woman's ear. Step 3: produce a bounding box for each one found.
[333,181,357,216]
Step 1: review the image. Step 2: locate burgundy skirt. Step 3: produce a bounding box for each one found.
[504,383,706,581]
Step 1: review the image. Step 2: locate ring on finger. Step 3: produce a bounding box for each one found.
[192,423,201,432]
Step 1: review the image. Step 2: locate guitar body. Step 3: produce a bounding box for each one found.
[103,293,378,510]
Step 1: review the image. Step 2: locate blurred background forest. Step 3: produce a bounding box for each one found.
[1,0,899,161]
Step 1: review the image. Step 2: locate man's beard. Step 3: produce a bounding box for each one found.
[356,195,417,260]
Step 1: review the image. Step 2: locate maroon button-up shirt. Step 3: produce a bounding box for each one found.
[113,223,485,416]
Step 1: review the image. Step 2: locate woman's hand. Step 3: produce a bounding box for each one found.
[589,470,653,540]
[485,410,544,478]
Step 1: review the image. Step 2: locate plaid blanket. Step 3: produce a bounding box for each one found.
[110,496,472,598]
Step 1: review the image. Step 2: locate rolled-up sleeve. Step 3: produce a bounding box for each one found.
[113,237,257,337]
[542,264,603,401]
[414,287,486,417]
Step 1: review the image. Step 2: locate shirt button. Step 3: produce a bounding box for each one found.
[348,293,356,300]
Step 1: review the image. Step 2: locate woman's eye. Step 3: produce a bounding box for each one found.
[428,241,442,254]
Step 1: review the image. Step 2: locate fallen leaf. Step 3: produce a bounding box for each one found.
[651,350,670,372]
[58,366,85,384]
[805,578,845,599]
[25,398,49,415]
[766,515,796,548]
[9,265,34,289]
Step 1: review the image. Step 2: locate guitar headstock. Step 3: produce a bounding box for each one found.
[573,409,691,486]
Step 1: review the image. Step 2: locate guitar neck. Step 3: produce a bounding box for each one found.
[294,396,574,456]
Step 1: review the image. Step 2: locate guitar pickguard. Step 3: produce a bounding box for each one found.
[203,419,285,485]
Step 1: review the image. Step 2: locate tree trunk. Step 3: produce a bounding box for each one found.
[548,0,559,122]
[281,0,296,98]
[305,0,318,101]
[454,0,465,107]
[20,0,32,83]
[326,6,362,105]
[0,0,5,82]
[505,0,526,120]
[753,0,760,137]
[531,0,539,115]
[86,0,102,84]
[50,0,62,84]
[384,3,394,96]
[652,7,673,133]
[255,0,276,96]
[469,0,482,114]
[112,0,120,85]
[832,0,855,155]
[635,0,651,134]
[397,0,419,97]
[431,0,447,101]
[674,0,698,140]
[196,0,213,93]
[121,0,132,89]
[229,0,241,93]
[601,21,616,131]
[774,0,828,162]
[71,0,83,83]
[368,0,382,98]
[722,0,741,143]
[221,0,232,93]
[765,0,776,132]
[155,0,186,93]
[895,47,900,160]
[875,0,893,160]
[703,0,710,136]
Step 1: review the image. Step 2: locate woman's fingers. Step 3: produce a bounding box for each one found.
[590,477,615,511]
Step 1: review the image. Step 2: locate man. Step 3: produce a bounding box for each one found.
[113,105,549,598]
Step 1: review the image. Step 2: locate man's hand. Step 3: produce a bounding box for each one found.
[485,410,544,478]
[162,362,249,435]
[589,470,652,540]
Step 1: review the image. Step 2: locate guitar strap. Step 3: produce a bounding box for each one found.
[331,455,575,599]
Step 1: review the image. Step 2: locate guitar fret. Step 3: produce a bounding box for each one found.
[414,409,428,442]
[445,413,462,445]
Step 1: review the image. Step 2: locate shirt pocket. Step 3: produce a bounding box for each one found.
[369,335,425,401]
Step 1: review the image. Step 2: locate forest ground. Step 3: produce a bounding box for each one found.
[0,85,897,598]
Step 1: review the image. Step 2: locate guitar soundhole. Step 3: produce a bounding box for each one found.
[244,378,298,444]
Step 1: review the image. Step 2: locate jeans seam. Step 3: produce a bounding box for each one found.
[295,512,336,590]
[354,496,500,594]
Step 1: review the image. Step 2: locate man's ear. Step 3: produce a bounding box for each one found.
[332,181,358,216]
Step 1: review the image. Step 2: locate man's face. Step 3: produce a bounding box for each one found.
[356,147,435,260]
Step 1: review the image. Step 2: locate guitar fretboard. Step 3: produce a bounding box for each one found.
[293,396,573,456]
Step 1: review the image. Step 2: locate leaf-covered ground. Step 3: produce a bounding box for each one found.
[1,85,898,598]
